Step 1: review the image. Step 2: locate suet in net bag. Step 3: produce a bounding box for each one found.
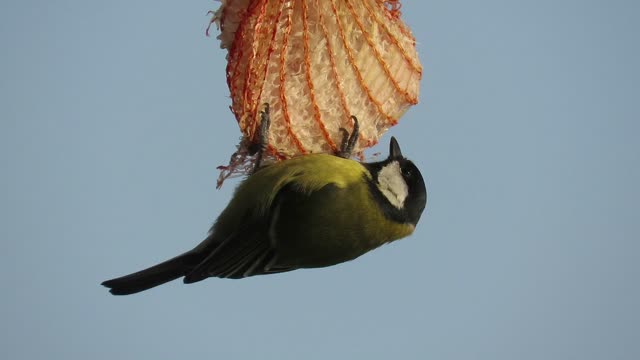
[209,0,422,186]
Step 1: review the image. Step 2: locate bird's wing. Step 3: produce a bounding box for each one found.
[184,168,345,282]
[183,222,295,281]
[182,189,303,282]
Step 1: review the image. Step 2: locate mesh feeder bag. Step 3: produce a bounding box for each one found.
[210,0,422,186]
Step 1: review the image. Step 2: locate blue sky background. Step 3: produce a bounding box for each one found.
[2,1,639,359]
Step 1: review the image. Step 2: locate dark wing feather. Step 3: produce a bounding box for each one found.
[183,223,294,283]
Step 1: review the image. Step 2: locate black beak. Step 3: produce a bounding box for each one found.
[389,136,403,159]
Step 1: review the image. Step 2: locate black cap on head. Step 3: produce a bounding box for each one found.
[389,137,403,159]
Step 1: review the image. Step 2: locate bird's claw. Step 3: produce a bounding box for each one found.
[337,115,360,158]
[252,103,271,173]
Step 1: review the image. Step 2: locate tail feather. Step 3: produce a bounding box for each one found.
[102,251,202,295]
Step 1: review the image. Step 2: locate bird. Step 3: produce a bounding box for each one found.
[102,112,427,295]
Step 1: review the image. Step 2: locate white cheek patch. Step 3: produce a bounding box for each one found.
[377,161,408,209]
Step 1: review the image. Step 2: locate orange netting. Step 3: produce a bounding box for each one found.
[209,0,421,186]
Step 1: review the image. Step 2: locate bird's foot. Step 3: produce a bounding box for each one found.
[337,115,360,158]
[251,103,271,173]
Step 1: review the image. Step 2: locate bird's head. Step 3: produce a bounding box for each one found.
[364,137,427,226]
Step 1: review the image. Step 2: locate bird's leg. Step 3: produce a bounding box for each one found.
[252,103,271,173]
[337,115,360,158]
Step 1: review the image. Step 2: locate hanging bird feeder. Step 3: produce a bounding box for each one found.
[210,0,422,185]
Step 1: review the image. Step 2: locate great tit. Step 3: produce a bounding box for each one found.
[102,123,427,295]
